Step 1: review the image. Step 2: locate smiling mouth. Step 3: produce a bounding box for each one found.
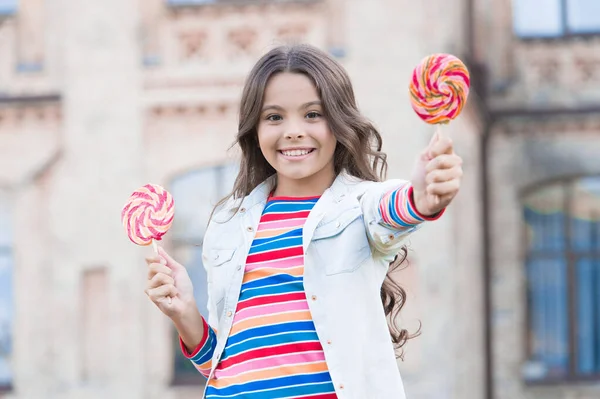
[278,148,316,157]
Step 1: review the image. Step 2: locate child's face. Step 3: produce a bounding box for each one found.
[257,72,337,193]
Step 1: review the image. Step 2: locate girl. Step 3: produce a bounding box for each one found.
[145,44,463,399]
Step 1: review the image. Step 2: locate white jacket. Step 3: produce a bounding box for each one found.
[201,171,423,399]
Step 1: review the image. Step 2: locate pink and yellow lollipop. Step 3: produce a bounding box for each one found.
[121,183,174,252]
[409,54,470,125]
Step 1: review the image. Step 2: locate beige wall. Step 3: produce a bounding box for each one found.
[1,0,599,398]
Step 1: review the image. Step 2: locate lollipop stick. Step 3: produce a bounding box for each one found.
[432,125,443,206]
[152,239,172,305]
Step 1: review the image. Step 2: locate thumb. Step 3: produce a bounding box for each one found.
[158,246,184,271]
[420,132,438,161]
[428,131,439,148]
[426,130,440,159]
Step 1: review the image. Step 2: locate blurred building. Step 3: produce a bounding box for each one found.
[472,1,600,399]
[0,0,598,398]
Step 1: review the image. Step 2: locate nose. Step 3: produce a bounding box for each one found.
[283,117,305,140]
[285,131,305,140]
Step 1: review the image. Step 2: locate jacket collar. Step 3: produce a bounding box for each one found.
[245,169,356,207]
[213,170,358,221]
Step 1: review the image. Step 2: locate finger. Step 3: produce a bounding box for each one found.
[429,135,454,158]
[426,179,461,196]
[438,192,457,204]
[425,154,462,173]
[147,272,175,290]
[427,131,439,147]
[423,131,440,160]
[157,247,184,272]
[145,256,166,266]
[146,284,178,302]
[147,262,173,280]
[425,166,463,185]
[145,256,159,265]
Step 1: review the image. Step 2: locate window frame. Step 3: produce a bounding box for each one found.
[521,174,600,385]
[514,0,600,40]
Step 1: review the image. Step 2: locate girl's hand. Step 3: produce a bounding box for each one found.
[145,247,196,320]
[410,132,463,216]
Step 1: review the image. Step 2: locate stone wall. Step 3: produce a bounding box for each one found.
[2,0,598,398]
[488,120,600,399]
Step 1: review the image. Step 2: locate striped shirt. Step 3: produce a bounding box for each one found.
[181,182,441,397]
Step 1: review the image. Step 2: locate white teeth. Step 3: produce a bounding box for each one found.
[281,149,311,156]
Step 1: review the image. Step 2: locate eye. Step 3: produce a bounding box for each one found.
[306,111,322,119]
[266,114,282,122]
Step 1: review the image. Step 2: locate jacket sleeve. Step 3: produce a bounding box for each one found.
[360,179,444,262]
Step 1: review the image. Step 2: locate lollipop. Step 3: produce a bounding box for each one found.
[121,183,174,251]
[122,184,175,303]
[409,53,470,125]
[409,54,470,204]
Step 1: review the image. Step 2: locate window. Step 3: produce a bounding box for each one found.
[169,164,238,385]
[523,176,600,382]
[0,0,17,16]
[513,0,600,38]
[0,195,12,389]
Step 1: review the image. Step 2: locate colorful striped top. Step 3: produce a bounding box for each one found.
[181,182,441,398]
[186,195,336,399]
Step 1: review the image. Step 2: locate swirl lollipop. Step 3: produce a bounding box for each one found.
[122,183,175,303]
[409,53,470,126]
[121,183,175,251]
[409,54,470,204]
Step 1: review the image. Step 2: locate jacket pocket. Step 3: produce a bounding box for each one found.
[205,248,237,322]
[206,248,237,267]
[312,207,371,275]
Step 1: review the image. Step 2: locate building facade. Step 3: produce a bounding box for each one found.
[0,0,598,398]
[472,1,600,398]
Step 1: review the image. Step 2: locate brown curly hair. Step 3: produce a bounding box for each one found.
[215,43,420,356]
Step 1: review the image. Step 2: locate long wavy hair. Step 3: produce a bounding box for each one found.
[215,44,419,356]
